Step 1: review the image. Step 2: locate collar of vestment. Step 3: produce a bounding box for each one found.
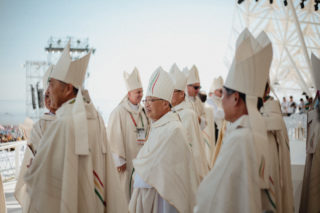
[56,98,76,118]
[228,115,250,132]
[120,95,143,114]
[151,111,179,128]
[187,95,196,102]
[41,113,56,121]
[172,100,188,112]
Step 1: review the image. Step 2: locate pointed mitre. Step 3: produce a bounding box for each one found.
[123,67,143,92]
[225,29,272,98]
[50,41,91,89]
[185,65,200,85]
[209,76,224,93]
[169,63,187,91]
[311,53,320,91]
[225,28,273,189]
[43,65,54,90]
[182,66,189,73]
[146,67,174,103]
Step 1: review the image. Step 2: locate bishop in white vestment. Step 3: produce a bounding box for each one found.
[23,42,127,213]
[195,29,274,212]
[261,82,294,213]
[107,68,149,203]
[184,65,206,130]
[169,64,209,180]
[129,67,199,213]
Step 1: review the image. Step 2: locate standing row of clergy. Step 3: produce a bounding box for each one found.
[13,27,320,213]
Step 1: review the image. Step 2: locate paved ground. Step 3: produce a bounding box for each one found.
[3,180,21,213]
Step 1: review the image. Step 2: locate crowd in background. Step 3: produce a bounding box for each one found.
[0,125,26,143]
[281,93,316,116]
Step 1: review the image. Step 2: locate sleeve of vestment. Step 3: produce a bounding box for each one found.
[107,107,126,160]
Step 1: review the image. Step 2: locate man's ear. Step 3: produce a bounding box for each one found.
[233,92,240,106]
[64,83,75,96]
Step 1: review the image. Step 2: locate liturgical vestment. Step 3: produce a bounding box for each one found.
[194,115,263,213]
[299,108,320,213]
[187,96,206,129]
[107,96,149,203]
[262,99,294,213]
[173,100,209,180]
[24,98,127,213]
[129,111,199,213]
[15,113,55,211]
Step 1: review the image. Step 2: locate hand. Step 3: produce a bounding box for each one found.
[117,163,126,173]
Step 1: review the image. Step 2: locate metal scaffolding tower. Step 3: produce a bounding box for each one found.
[227,0,319,98]
[24,61,48,120]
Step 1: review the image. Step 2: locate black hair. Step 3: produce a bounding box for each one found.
[224,86,246,102]
[73,87,79,95]
[224,86,263,110]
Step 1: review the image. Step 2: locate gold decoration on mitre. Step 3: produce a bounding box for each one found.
[225,28,273,189]
[123,67,143,92]
[185,65,200,85]
[146,67,174,103]
[50,41,91,89]
[169,63,187,91]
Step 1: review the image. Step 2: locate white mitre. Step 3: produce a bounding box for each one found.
[182,67,189,73]
[225,30,272,98]
[50,41,92,155]
[146,67,174,103]
[169,63,187,91]
[225,28,273,189]
[186,65,200,85]
[311,53,320,91]
[123,67,143,92]
[209,76,224,93]
[43,65,54,91]
[50,41,91,89]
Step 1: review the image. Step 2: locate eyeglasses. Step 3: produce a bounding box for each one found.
[142,98,162,104]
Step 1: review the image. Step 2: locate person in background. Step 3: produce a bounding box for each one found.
[184,65,207,130]
[261,81,294,213]
[107,67,149,204]
[299,98,305,113]
[170,64,209,180]
[281,97,288,116]
[207,76,225,142]
[287,96,296,116]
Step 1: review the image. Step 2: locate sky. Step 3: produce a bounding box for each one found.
[0,0,235,104]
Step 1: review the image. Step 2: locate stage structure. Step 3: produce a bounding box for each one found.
[25,61,48,120]
[227,0,320,98]
[25,37,95,120]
